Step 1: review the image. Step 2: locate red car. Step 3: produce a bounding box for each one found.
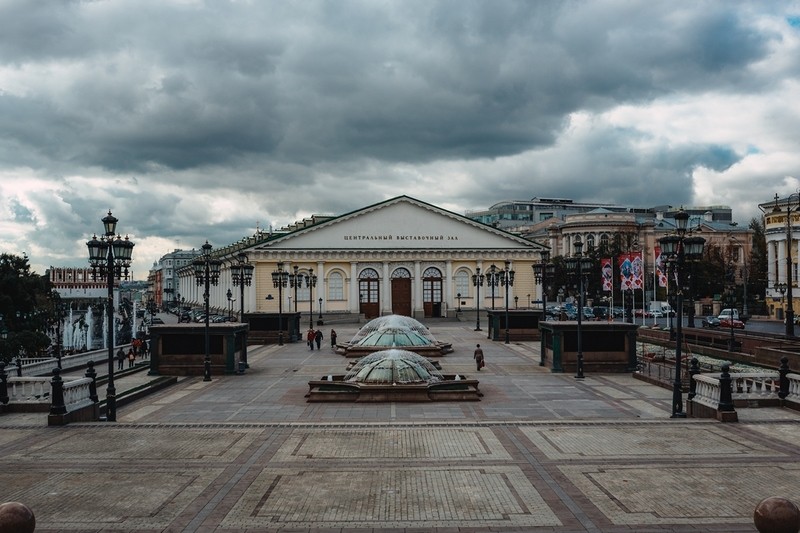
[719,317,745,329]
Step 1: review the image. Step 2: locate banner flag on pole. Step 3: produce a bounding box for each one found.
[601,258,612,292]
[655,246,667,288]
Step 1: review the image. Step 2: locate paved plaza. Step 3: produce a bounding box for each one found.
[2,323,800,532]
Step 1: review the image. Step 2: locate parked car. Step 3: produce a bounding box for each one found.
[719,317,745,329]
[650,310,664,318]
[701,316,720,328]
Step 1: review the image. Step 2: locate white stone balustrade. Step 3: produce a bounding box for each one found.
[7,377,51,403]
[691,374,722,410]
[61,377,95,411]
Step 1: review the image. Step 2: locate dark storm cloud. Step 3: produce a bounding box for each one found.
[0,0,773,174]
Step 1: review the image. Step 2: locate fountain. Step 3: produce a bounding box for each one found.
[336,315,453,358]
[306,348,480,402]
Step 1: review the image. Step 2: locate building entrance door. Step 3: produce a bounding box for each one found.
[359,268,380,319]
[422,267,443,317]
[391,268,412,316]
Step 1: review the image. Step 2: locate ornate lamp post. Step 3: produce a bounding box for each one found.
[471,267,484,331]
[533,250,553,313]
[763,193,800,335]
[288,266,303,341]
[226,289,233,319]
[305,269,318,329]
[230,252,254,323]
[565,242,593,379]
[86,210,134,421]
[725,285,737,354]
[775,282,788,322]
[457,293,462,313]
[499,260,515,344]
[48,300,67,370]
[271,262,288,345]
[192,241,221,382]
[486,264,499,339]
[659,209,705,417]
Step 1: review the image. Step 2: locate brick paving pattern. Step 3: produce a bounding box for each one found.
[0,322,798,532]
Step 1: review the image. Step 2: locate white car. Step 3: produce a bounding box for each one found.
[650,310,664,318]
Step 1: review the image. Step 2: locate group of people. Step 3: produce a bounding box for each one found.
[306,328,338,350]
[116,337,149,370]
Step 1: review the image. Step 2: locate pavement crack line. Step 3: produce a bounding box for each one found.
[499,425,601,533]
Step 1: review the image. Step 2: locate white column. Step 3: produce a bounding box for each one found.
[317,261,325,313]
[414,261,423,316]
[779,240,787,283]
[350,262,359,313]
[445,260,453,316]
[382,261,391,315]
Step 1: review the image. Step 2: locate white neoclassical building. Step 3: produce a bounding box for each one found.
[178,196,548,320]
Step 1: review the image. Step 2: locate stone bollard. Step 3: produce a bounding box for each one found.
[85,360,98,403]
[49,367,67,416]
[0,501,36,533]
[754,496,800,533]
[718,363,735,413]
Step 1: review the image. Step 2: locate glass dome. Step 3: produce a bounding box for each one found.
[355,327,433,347]
[344,349,444,384]
[349,315,436,345]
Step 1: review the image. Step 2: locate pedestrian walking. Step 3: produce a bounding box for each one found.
[473,343,485,371]
[142,339,149,359]
[330,329,337,349]
[314,329,323,350]
[306,328,315,350]
[127,348,135,368]
[116,347,125,370]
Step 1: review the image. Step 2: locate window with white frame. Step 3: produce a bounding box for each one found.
[328,271,344,300]
[455,270,470,299]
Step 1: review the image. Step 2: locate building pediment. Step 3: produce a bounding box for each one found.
[251,196,544,252]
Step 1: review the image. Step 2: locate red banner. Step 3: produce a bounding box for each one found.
[619,252,643,290]
[654,246,667,288]
[601,258,612,292]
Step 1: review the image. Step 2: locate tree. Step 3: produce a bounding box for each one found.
[0,254,52,364]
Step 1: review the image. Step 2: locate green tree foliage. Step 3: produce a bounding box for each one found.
[0,254,52,364]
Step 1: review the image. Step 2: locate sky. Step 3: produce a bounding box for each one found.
[2,0,800,279]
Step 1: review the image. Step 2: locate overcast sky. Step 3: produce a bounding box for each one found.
[2,0,800,279]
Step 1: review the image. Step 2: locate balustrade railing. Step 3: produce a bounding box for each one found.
[7,377,51,403]
[62,377,94,411]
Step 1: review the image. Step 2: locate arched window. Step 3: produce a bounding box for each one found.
[391,268,411,278]
[455,269,470,298]
[328,271,343,300]
[423,267,442,279]
[586,234,596,252]
[600,233,610,251]
[359,268,379,304]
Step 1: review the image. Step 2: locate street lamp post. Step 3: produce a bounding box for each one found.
[471,267,484,331]
[305,269,318,329]
[486,264,499,339]
[226,289,233,319]
[659,209,705,418]
[288,266,303,341]
[565,242,593,379]
[726,285,736,354]
[86,210,134,422]
[499,260,515,344]
[532,250,552,313]
[776,282,788,323]
[192,242,221,382]
[271,262,288,345]
[230,252,254,368]
[457,293,462,313]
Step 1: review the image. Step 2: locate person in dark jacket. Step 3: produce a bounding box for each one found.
[314,329,323,350]
[473,344,485,371]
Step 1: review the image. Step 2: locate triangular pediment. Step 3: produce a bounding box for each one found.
[251,196,544,251]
